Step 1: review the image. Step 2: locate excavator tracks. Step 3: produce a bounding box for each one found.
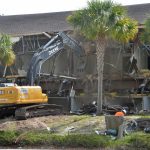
[0,104,63,120]
[0,104,16,118]
[15,104,63,120]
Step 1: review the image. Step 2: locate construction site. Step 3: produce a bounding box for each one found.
[0,2,149,149]
[0,3,150,116]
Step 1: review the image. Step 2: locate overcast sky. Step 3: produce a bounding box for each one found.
[0,0,150,16]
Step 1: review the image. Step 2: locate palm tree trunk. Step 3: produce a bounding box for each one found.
[3,65,7,77]
[96,38,106,115]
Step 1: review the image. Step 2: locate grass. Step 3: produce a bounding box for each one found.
[0,130,149,149]
[0,115,149,149]
[0,130,110,148]
[0,131,18,146]
[112,132,150,150]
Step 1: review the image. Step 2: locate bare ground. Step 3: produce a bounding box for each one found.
[0,115,106,134]
[0,115,144,134]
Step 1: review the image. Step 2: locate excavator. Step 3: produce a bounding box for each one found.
[0,32,85,120]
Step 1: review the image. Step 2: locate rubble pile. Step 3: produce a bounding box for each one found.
[135,118,150,130]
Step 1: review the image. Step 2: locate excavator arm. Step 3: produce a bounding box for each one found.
[27,32,85,85]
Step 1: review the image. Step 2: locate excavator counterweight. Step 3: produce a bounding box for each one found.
[0,85,47,105]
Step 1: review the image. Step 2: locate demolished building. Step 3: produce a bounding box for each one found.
[0,3,150,113]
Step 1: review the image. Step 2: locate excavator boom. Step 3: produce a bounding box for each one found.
[27,32,85,85]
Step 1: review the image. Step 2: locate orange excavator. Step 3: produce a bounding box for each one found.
[0,32,85,120]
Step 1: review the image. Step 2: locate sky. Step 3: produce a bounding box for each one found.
[0,0,150,16]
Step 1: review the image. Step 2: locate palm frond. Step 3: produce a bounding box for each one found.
[111,17,138,43]
[1,50,15,66]
[67,0,125,39]
[0,34,15,66]
[0,34,13,58]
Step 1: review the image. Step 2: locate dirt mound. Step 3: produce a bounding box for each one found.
[0,115,105,133]
[0,116,68,131]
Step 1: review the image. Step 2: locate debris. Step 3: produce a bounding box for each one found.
[74,101,97,115]
[103,105,129,115]
[144,127,150,133]
[129,55,138,74]
[95,130,106,135]
[139,110,150,115]
[46,127,51,131]
[124,119,137,133]
[105,129,117,136]
[135,118,150,130]
[72,102,129,116]
[139,69,150,78]
[92,114,96,117]
[64,126,75,133]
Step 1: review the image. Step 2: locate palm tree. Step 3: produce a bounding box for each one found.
[140,18,150,44]
[67,0,138,114]
[0,34,15,76]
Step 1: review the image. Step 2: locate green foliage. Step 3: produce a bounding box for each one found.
[67,0,138,42]
[0,130,150,149]
[113,132,150,150]
[51,134,110,148]
[19,131,52,146]
[111,17,138,43]
[140,17,150,44]
[0,34,12,58]
[1,50,15,66]
[20,132,111,148]
[0,130,111,148]
[0,34,15,66]
[0,131,18,145]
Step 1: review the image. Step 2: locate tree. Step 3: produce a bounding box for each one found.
[140,18,150,44]
[0,34,15,76]
[67,0,138,114]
